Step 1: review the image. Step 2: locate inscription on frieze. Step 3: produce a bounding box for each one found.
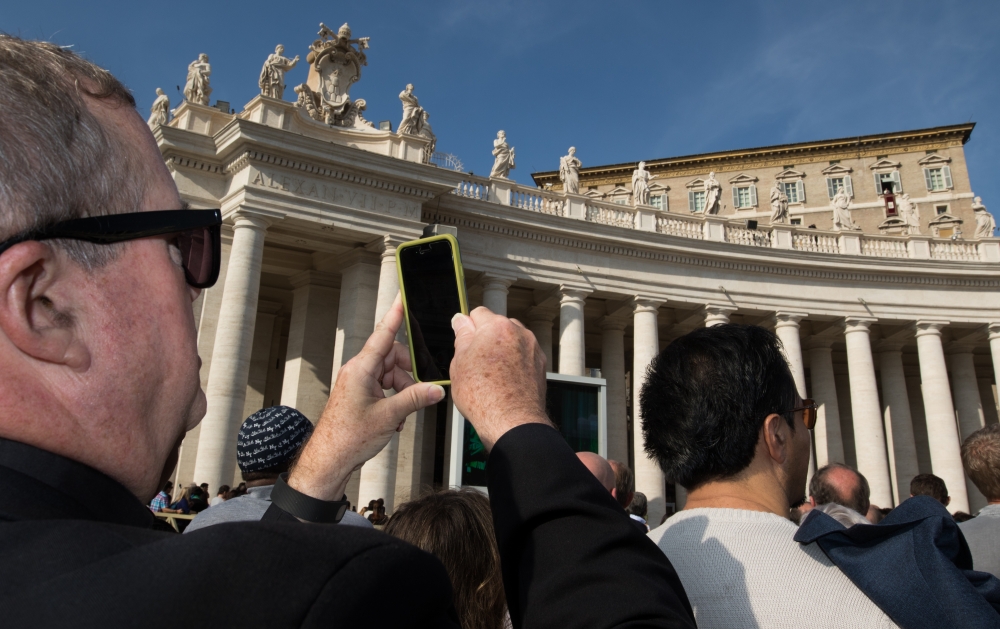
[250,168,420,219]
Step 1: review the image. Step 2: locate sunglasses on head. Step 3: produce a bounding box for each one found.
[0,209,222,289]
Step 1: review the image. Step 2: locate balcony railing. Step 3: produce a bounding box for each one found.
[448,178,998,263]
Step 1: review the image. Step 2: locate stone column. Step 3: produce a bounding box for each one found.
[243,302,280,419]
[633,298,665,524]
[704,304,736,327]
[843,318,893,507]
[277,272,339,422]
[262,315,286,409]
[915,321,969,513]
[774,313,814,480]
[558,287,590,376]
[193,211,273,491]
[601,318,628,463]
[989,323,1000,393]
[331,250,381,386]
[979,378,999,426]
[482,275,514,317]
[948,349,987,512]
[808,342,845,467]
[878,345,920,507]
[527,307,556,373]
[357,237,405,512]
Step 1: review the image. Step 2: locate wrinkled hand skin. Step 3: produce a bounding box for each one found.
[450,307,553,451]
[288,295,445,501]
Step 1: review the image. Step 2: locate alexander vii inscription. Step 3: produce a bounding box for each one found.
[250,168,420,219]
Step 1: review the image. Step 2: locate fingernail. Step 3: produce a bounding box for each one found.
[429,384,446,403]
[451,313,467,331]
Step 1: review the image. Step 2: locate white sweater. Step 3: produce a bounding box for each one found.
[648,508,898,629]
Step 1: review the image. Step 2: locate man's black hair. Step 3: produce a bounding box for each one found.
[639,323,798,490]
[910,473,949,505]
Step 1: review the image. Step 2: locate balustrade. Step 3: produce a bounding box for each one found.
[930,240,980,261]
[510,188,564,216]
[793,232,839,253]
[860,235,909,258]
[657,215,703,240]
[725,225,772,247]
[586,204,635,229]
[454,179,489,201]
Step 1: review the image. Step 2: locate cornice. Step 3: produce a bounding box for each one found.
[422,207,1000,290]
[532,123,975,188]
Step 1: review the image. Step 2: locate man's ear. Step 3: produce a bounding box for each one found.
[944,496,951,507]
[0,241,89,369]
[809,496,818,507]
[762,413,790,465]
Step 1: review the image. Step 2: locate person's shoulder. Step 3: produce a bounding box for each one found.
[184,495,269,532]
[340,510,374,528]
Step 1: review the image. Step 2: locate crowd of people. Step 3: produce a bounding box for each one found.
[2,35,1000,628]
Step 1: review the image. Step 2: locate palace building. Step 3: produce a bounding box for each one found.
[158,22,1000,524]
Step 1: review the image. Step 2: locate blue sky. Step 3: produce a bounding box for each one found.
[6,1,999,217]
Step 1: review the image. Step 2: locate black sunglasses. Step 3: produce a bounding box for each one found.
[0,209,222,289]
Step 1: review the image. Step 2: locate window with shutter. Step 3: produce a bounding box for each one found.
[826,177,836,199]
[688,191,696,212]
[689,191,706,213]
[924,168,934,191]
[874,171,883,195]
[750,184,757,207]
[783,182,799,204]
[891,170,902,193]
[732,186,740,209]
[796,180,806,203]
[650,195,663,210]
[844,175,853,198]
[943,166,953,189]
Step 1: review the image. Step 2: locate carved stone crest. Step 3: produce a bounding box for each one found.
[293,23,374,130]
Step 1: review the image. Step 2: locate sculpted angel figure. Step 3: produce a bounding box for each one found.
[703,172,722,215]
[397,84,424,135]
[631,161,658,206]
[769,179,788,224]
[489,131,515,179]
[831,185,859,231]
[183,53,212,105]
[259,45,300,100]
[974,196,996,238]
[559,147,582,194]
[899,193,920,235]
[418,111,436,158]
[147,88,170,129]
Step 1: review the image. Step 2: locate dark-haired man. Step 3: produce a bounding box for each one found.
[643,324,897,628]
[909,473,951,507]
[808,463,871,519]
[609,459,636,510]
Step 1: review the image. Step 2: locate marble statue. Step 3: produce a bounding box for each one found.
[769,179,788,223]
[418,111,436,162]
[631,161,658,206]
[704,172,722,215]
[294,22,373,129]
[899,193,920,235]
[831,186,859,231]
[490,131,515,179]
[147,88,170,129]
[974,196,996,238]
[183,53,212,105]
[559,147,582,195]
[259,45,300,100]
[397,84,424,135]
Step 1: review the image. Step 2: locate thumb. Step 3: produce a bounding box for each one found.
[452,313,476,348]
[378,382,446,422]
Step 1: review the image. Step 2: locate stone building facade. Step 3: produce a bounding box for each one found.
[156,29,1000,525]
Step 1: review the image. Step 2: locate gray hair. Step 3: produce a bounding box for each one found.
[0,35,149,267]
[814,502,870,528]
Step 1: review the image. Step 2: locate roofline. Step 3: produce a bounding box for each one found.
[531,123,975,186]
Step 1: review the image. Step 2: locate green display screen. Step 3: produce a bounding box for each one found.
[461,379,601,486]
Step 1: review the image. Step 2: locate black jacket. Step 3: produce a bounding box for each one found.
[0,425,694,628]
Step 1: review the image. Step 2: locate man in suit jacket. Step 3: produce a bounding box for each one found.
[0,35,694,629]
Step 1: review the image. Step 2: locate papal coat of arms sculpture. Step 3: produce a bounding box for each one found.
[293,23,375,130]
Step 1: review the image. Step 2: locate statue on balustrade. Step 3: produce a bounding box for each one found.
[559,147,581,194]
[147,88,170,129]
[769,179,788,224]
[418,111,436,163]
[397,84,424,135]
[183,53,212,106]
[631,162,659,206]
[831,186,859,231]
[259,45,300,100]
[899,193,920,235]
[490,131,515,179]
[974,196,996,238]
[704,172,722,214]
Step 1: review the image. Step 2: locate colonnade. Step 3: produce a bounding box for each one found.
[185,222,999,524]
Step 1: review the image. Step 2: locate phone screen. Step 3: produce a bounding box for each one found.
[398,239,463,382]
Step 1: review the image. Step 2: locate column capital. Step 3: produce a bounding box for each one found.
[481,274,517,291]
[774,311,809,328]
[874,340,905,354]
[632,296,663,314]
[559,285,592,304]
[843,316,876,333]
[289,270,340,290]
[527,305,557,323]
[600,316,628,331]
[365,234,409,257]
[330,247,381,270]
[914,320,949,337]
[945,342,978,356]
[805,339,835,351]
[704,304,737,326]
[257,300,282,316]
[988,322,1000,340]
[230,208,279,231]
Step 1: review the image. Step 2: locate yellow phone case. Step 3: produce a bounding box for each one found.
[395,234,469,386]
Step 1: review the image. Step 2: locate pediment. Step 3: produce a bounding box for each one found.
[821,164,853,175]
[608,185,631,198]
[774,168,805,181]
[878,217,906,233]
[583,189,602,198]
[929,213,963,226]
[869,158,901,171]
[648,182,670,193]
[918,153,952,166]
[685,178,705,189]
[728,173,758,184]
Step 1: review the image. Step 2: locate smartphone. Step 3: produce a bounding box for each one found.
[396,234,469,385]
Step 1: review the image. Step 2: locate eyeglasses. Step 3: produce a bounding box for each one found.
[0,209,222,289]
[779,398,817,430]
